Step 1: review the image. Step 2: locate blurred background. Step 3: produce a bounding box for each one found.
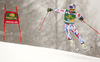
[0,0,100,58]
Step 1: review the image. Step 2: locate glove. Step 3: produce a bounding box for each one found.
[79,17,84,21]
[47,8,53,12]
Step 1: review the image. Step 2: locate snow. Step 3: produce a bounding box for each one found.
[0,41,100,62]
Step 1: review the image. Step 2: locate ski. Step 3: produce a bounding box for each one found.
[70,45,80,51]
[81,42,93,52]
[83,46,93,52]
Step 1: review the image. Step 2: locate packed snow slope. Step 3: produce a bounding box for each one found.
[0,41,100,62]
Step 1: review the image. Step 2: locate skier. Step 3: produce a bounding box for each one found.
[47,4,87,50]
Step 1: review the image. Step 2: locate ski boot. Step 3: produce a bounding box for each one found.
[69,40,75,47]
[81,42,90,52]
[68,40,79,51]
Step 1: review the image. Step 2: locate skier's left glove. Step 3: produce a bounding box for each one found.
[47,8,53,12]
[79,17,84,21]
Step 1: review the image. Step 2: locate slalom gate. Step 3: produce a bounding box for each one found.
[3,4,22,44]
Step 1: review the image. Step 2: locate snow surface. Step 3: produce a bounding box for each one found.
[0,41,100,62]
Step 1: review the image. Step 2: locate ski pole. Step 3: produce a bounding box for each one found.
[39,12,49,32]
[82,20,100,35]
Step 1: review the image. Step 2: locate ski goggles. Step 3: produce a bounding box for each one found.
[70,9,74,11]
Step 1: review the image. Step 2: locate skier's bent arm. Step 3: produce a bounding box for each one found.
[53,9,66,14]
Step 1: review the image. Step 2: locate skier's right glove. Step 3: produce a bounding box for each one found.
[79,17,84,21]
[47,8,53,12]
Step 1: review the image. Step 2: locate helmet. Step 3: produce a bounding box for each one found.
[69,4,76,9]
